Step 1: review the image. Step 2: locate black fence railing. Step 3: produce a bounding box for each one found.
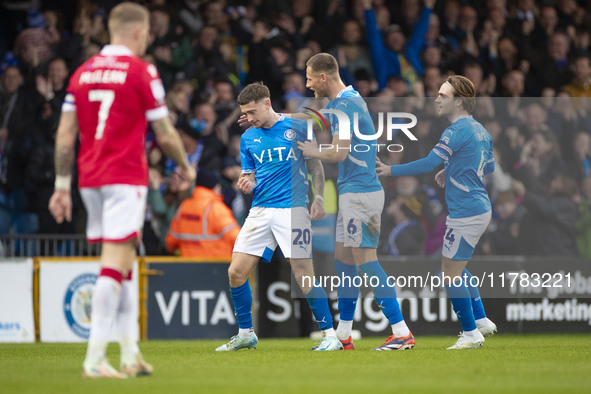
[0,234,102,257]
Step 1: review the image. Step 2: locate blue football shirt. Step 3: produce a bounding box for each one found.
[240,115,310,208]
[433,115,494,218]
[324,86,382,195]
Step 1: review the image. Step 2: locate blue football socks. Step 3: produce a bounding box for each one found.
[334,259,359,321]
[462,268,487,320]
[230,280,253,329]
[358,260,404,325]
[445,277,477,332]
[305,282,334,331]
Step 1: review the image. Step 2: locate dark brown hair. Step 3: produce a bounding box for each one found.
[445,75,476,113]
[237,82,270,105]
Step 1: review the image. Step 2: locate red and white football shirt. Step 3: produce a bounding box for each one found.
[62,45,168,188]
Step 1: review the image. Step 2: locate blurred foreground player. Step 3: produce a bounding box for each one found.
[376,75,497,349]
[216,82,342,352]
[49,2,195,377]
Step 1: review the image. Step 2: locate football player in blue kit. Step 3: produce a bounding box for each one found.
[298,53,415,351]
[216,82,342,352]
[376,75,498,349]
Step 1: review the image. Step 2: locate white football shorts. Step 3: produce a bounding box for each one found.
[80,184,147,243]
[335,190,384,248]
[233,206,312,260]
[442,211,491,261]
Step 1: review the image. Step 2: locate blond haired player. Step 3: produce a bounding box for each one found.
[49,2,195,378]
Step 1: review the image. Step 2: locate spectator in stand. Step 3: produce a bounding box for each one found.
[513,129,566,194]
[328,19,375,80]
[191,101,227,172]
[0,64,45,235]
[147,5,192,89]
[352,69,377,98]
[220,155,248,225]
[177,0,203,37]
[533,31,573,93]
[384,195,426,257]
[462,61,496,97]
[563,55,591,97]
[36,57,69,128]
[62,6,106,71]
[457,6,480,58]
[576,175,591,257]
[13,4,60,70]
[148,168,192,254]
[488,190,525,255]
[440,0,462,51]
[186,25,230,89]
[362,0,435,93]
[529,5,561,52]
[565,131,591,184]
[423,66,442,97]
[166,169,240,258]
[203,0,243,77]
[513,174,579,256]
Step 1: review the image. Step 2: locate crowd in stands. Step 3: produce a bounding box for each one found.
[1,0,591,258]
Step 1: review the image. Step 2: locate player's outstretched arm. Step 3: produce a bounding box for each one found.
[381,149,445,177]
[152,116,196,183]
[307,158,326,220]
[375,157,391,177]
[49,110,79,223]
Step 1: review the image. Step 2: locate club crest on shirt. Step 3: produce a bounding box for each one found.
[284,129,296,141]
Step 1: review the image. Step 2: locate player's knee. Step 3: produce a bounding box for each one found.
[228,266,247,286]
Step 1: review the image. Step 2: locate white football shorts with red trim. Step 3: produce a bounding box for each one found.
[80,184,147,243]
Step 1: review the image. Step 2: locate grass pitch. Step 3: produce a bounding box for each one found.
[1,334,590,394]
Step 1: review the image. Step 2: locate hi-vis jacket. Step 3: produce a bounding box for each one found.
[166,186,240,258]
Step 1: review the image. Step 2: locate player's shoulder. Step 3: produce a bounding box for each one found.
[339,86,360,98]
[241,127,259,141]
[123,56,158,81]
[442,124,458,138]
[68,56,95,86]
[286,116,307,130]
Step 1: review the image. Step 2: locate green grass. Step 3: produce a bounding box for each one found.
[1,335,590,394]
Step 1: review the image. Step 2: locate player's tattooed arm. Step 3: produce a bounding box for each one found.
[50,110,78,223]
[307,158,326,220]
[307,158,325,199]
[54,110,79,177]
[152,116,196,183]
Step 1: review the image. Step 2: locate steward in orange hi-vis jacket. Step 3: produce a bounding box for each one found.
[166,170,240,258]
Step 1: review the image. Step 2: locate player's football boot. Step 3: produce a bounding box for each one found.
[120,353,153,377]
[371,332,415,351]
[311,335,354,350]
[83,358,128,379]
[313,335,344,351]
[215,333,258,351]
[477,318,498,338]
[446,331,485,350]
[340,336,355,350]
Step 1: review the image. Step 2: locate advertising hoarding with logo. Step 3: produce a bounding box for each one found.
[257,256,591,337]
[146,261,236,339]
[0,259,35,343]
[39,259,138,342]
